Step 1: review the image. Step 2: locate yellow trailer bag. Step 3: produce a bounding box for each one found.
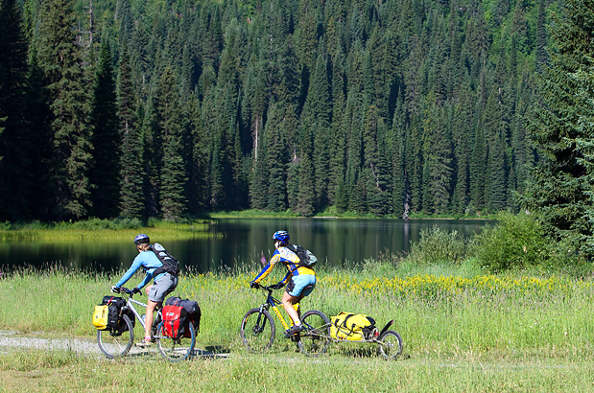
[330,312,377,341]
[92,305,109,330]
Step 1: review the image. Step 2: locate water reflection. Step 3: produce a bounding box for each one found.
[0,219,489,273]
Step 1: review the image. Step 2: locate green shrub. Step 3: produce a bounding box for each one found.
[406,226,467,265]
[472,212,551,272]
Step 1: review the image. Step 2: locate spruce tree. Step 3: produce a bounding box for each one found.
[157,66,188,220]
[0,0,34,220]
[37,0,94,220]
[118,45,144,219]
[264,102,288,211]
[90,41,120,218]
[524,0,594,258]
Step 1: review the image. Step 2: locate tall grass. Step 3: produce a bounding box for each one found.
[1,266,592,360]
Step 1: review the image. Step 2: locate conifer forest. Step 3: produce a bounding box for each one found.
[0,0,592,250]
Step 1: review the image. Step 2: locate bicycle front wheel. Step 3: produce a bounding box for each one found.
[240,308,275,352]
[97,314,134,359]
[156,321,196,362]
[298,310,330,356]
[378,330,403,360]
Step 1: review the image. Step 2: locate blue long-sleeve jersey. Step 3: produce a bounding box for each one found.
[115,250,166,289]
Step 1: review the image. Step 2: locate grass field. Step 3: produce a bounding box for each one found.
[0,263,592,392]
[1,350,592,393]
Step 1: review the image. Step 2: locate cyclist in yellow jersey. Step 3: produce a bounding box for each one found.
[250,230,316,336]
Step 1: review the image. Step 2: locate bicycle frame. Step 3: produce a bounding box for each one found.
[120,292,161,331]
[258,288,298,331]
[125,297,149,329]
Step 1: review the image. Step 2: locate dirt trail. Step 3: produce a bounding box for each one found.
[0,331,227,358]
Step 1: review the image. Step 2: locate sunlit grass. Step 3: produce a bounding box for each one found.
[0,219,215,243]
[1,350,592,393]
[1,264,591,360]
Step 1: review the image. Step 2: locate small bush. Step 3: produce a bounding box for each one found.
[406,226,467,265]
[472,212,551,272]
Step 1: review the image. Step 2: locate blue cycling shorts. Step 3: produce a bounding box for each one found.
[287,274,316,297]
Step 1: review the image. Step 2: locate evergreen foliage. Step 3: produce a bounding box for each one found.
[2,0,587,235]
[90,41,120,218]
[0,0,34,220]
[524,0,594,259]
[37,0,94,220]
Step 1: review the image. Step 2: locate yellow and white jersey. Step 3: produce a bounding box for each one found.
[251,246,315,284]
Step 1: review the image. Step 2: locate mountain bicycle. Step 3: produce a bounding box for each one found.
[96,287,196,362]
[240,284,331,356]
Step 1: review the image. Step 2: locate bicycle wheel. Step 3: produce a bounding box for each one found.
[298,310,330,356]
[97,314,134,359]
[377,330,403,360]
[156,321,196,362]
[240,308,275,352]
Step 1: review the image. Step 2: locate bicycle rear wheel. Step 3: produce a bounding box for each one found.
[156,321,196,362]
[298,310,330,356]
[97,314,134,359]
[377,330,403,360]
[240,308,275,352]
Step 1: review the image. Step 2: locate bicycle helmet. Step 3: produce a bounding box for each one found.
[134,234,150,245]
[272,230,289,242]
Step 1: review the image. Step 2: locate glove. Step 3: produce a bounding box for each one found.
[132,287,141,295]
[111,286,120,293]
[270,282,285,290]
[250,282,260,289]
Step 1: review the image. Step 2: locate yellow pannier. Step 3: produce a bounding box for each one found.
[92,305,109,330]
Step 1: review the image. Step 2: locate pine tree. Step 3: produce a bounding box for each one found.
[0,0,34,220]
[37,0,94,220]
[264,102,288,211]
[118,45,144,219]
[304,52,332,210]
[157,66,188,220]
[90,41,120,218]
[524,0,594,258]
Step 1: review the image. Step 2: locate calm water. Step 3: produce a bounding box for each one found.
[0,219,489,273]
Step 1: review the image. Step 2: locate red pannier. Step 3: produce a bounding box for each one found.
[162,297,201,338]
[162,300,188,339]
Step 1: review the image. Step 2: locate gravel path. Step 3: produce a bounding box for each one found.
[0,330,228,359]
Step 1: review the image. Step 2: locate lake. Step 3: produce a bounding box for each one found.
[0,218,489,273]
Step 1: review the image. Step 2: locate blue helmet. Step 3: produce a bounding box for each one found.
[272,230,289,242]
[134,234,150,245]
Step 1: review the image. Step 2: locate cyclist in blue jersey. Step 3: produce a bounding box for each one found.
[250,230,316,336]
[112,234,178,347]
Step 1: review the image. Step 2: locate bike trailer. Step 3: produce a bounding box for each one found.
[330,312,378,341]
[162,297,200,338]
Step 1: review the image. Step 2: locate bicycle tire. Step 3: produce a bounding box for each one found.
[297,310,331,356]
[97,314,134,359]
[240,308,275,352]
[156,321,196,362]
[377,330,403,360]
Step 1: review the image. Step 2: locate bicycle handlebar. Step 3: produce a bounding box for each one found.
[252,284,276,292]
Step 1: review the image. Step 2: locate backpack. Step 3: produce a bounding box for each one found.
[165,296,201,336]
[287,244,318,267]
[330,312,378,341]
[150,243,179,277]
